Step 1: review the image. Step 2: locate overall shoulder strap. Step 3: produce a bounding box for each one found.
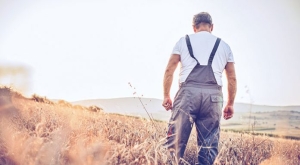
[208,38,221,65]
[185,35,200,65]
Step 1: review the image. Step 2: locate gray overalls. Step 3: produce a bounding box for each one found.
[166,35,223,165]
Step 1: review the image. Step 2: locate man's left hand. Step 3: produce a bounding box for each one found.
[223,105,234,120]
[162,97,173,111]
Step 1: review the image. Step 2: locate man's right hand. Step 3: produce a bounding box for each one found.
[162,97,173,111]
[224,62,236,120]
[223,105,234,120]
[163,55,180,111]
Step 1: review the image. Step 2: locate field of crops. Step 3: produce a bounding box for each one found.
[0,87,299,165]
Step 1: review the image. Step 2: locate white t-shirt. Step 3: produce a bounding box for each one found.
[172,31,234,86]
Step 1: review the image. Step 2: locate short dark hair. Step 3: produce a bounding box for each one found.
[193,12,212,28]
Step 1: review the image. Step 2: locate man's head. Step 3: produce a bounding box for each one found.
[192,12,213,33]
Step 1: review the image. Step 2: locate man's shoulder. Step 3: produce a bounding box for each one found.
[174,36,187,48]
[178,35,187,42]
[219,39,232,52]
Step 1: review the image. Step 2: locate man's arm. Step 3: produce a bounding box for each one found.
[223,62,237,120]
[162,54,180,111]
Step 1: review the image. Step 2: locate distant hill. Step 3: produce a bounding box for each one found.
[74,97,300,138]
[73,97,300,121]
[73,97,171,121]
[232,103,300,113]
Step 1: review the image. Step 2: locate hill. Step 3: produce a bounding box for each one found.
[73,97,171,121]
[74,98,300,121]
[74,97,300,138]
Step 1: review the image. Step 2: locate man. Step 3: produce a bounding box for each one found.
[162,12,236,164]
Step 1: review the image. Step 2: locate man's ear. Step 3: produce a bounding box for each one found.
[193,25,197,33]
[210,24,214,32]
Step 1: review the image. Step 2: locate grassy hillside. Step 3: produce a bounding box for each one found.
[0,87,299,164]
[74,98,300,139]
[221,110,300,139]
[73,98,171,121]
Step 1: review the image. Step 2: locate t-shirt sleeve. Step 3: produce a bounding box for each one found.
[227,45,235,63]
[171,37,183,55]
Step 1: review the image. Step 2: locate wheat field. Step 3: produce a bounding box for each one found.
[0,87,299,165]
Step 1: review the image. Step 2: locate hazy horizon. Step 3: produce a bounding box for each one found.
[72,96,300,107]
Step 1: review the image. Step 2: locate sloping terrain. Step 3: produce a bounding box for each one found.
[73,97,171,121]
[0,87,299,165]
[74,98,300,139]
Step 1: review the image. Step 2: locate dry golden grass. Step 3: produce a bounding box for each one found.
[0,87,299,165]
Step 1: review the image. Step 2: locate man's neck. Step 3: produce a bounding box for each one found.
[195,27,211,33]
[195,30,211,33]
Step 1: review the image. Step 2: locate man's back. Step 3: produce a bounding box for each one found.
[172,31,234,86]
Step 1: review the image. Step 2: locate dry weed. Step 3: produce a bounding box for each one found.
[0,87,299,165]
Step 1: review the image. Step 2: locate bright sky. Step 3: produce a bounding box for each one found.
[0,0,299,106]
